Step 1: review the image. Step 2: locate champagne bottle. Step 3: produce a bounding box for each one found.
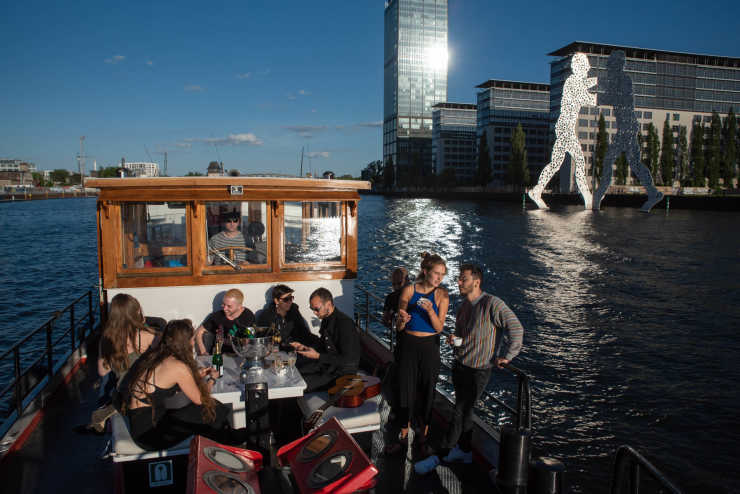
[212,327,224,377]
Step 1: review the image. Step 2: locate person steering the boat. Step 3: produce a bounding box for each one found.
[208,211,250,265]
[257,284,313,347]
[290,287,361,392]
[195,288,255,355]
[415,263,524,474]
[120,319,249,451]
[390,253,449,453]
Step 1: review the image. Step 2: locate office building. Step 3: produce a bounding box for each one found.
[431,103,477,183]
[383,0,448,182]
[476,80,551,185]
[0,159,36,186]
[549,41,740,190]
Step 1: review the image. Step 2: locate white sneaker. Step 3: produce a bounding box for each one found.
[443,445,472,464]
[414,455,440,475]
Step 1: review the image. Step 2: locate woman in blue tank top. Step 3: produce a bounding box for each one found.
[391,252,449,451]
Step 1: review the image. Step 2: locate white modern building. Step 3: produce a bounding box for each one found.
[431,103,477,183]
[123,161,160,177]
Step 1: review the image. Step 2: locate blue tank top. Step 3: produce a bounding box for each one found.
[407,287,439,334]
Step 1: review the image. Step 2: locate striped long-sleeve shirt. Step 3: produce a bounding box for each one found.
[454,292,524,369]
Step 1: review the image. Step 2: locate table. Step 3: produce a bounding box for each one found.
[197,354,307,429]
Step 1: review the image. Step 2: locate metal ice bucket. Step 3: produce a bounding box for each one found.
[230,327,273,370]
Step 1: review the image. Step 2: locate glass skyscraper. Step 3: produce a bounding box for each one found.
[384,0,448,181]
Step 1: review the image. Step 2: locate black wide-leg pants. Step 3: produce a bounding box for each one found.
[397,332,440,429]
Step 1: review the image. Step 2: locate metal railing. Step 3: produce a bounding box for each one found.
[0,291,97,419]
[354,286,532,431]
[611,445,682,494]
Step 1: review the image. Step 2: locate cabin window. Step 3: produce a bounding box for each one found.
[283,201,342,265]
[205,201,269,268]
[121,202,188,269]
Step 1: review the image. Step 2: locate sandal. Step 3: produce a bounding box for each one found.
[89,404,117,433]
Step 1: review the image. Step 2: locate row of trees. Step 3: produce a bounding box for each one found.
[592,109,738,189]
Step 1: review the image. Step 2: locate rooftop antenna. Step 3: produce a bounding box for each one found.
[299,146,304,177]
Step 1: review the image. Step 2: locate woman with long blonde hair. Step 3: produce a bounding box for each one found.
[122,319,246,450]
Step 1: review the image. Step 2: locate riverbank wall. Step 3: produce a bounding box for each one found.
[0,190,98,202]
[363,188,740,211]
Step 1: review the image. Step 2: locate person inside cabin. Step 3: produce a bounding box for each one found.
[290,287,361,392]
[78,294,160,434]
[208,211,250,265]
[257,284,313,347]
[120,319,249,451]
[414,263,524,475]
[195,288,255,355]
[387,253,449,454]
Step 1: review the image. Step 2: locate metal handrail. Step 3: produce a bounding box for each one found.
[610,445,682,494]
[355,285,532,431]
[0,290,97,418]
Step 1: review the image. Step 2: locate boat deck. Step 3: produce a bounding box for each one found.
[0,356,496,494]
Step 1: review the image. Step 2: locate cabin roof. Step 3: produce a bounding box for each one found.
[86,176,371,191]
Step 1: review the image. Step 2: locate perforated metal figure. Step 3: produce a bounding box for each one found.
[529,53,597,210]
[592,50,664,212]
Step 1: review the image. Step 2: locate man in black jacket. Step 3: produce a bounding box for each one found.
[290,287,361,392]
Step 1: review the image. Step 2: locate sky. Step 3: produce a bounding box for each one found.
[2,0,739,177]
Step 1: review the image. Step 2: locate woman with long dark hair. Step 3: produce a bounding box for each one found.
[121,319,246,450]
[98,293,158,379]
[391,253,449,451]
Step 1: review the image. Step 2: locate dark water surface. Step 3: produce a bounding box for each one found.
[1,196,738,492]
[356,196,740,494]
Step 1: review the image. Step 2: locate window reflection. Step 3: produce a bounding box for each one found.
[121,202,187,269]
[206,201,268,266]
[283,201,342,264]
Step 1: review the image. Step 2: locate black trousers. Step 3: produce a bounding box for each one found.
[128,401,241,451]
[296,359,341,393]
[442,362,492,452]
[397,332,441,428]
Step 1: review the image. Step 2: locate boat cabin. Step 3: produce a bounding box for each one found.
[86,176,371,327]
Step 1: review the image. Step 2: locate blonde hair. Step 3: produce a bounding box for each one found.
[223,288,244,304]
[416,252,447,281]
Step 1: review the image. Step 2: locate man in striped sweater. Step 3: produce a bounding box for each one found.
[415,263,524,473]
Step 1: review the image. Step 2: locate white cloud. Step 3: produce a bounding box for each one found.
[236,72,251,79]
[104,55,126,64]
[355,121,382,128]
[257,68,271,76]
[283,125,328,138]
[184,85,204,92]
[181,133,263,147]
[146,60,154,66]
[311,109,317,113]
[307,151,330,159]
[287,94,297,100]
[176,142,192,149]
[298,89,311,96]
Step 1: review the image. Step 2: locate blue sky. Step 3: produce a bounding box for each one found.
[2,0,739,177]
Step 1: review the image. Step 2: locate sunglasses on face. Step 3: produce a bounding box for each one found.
[279,295,294,303]
[225,218,239,223]
[310,305,322,313]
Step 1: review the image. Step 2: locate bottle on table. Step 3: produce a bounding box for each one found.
[212,327,224,377]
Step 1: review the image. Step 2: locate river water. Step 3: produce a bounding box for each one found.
[1,195,738,492]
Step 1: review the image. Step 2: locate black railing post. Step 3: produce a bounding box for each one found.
[13,348,22,416]
[630,462,641,494]
[70,303,76,350]
[46,322,54,379]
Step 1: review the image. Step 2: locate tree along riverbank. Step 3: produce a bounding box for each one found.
[363,188,740,211]
[0,190,98,202]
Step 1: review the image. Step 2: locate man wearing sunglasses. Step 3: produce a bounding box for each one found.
[257,284,313,346]
[208,212,249,265]
[290,287,360,392]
